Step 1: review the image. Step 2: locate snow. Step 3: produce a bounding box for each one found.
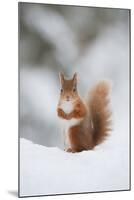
[20,131,129,197]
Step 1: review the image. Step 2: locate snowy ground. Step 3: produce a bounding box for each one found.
[20,119,130,197]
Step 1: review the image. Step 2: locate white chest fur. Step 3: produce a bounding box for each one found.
[60,101,73,114]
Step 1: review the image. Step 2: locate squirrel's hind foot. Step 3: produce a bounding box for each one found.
[66,148,75,153]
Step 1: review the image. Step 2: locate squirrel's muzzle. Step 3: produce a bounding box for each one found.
[66,96,70,101]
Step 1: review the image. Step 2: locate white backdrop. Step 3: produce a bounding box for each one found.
[0,0,133,200]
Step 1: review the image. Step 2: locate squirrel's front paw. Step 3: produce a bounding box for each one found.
[57,108,64,116]
[57,108,67,119]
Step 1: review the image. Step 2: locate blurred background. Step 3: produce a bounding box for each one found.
[19,3,130,149]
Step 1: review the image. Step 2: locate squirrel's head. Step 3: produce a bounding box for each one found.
[59,72,79,102]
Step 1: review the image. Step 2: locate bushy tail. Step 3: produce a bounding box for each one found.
[88,80,112,146]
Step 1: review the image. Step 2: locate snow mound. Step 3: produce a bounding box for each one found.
[20,138,129,197]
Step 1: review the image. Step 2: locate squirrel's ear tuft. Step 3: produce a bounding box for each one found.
[59,72,64,85]
[72,72,77,85]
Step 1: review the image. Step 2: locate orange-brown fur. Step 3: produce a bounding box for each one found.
[88,81,112,146]
[57,73,111,153]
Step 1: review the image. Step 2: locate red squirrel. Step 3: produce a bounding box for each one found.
[57,72,111,153]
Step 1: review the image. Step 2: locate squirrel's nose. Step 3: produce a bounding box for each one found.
[66,96,70,101]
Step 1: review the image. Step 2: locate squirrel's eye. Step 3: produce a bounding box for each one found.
[73,88,76,92]
[61,88,63,93]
